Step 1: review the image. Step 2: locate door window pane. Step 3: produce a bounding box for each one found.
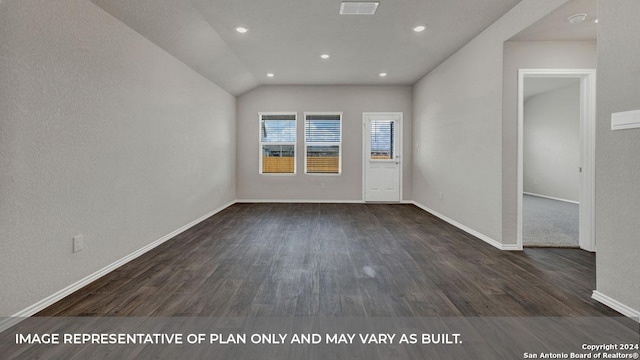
[370,120,394,160]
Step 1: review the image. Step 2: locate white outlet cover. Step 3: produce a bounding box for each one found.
[73,234,84,253]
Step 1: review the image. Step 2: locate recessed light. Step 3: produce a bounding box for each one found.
[567,13,587,25]
[320,54,330,59]
[235,26,248,33]
[266,73,274,77]
[593,18,599,24]
[413,25,427,32]
[379,72,387,77]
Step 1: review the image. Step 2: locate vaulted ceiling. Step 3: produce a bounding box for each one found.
[511,0,597,41]
[92,0,524,95]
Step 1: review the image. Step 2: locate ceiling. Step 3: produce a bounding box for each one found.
[510,0,597,41]
[92,0,523,95]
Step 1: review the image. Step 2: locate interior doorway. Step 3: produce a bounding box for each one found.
[363,112,402,202]
[517,69,596,251]
[522,77,580,247]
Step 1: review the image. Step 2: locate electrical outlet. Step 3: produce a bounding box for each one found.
[73,234,84,253]
[439,192,443,201]
[218,187,222,196]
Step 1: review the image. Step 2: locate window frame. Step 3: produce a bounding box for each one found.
[258,112,297,175]
[303,112,343,175]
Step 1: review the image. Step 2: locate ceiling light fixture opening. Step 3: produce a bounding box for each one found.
[567,13,587,25]
[235,26,248,33]
[267,73,274,78]
[379,72,387,77]
[413,25,427,32]
[321,54,330,59]
[593,18,599,24]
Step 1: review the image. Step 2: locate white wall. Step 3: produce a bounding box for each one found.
[0,0,236,316]
[237,85,413,201]
[594,0,640,315]
[523,83,580,202]
[412,0,570,245]
[502,40,596,245]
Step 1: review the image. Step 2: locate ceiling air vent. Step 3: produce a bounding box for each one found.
[339,2,379,15]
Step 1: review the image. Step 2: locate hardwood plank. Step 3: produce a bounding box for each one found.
[35,203,621,318]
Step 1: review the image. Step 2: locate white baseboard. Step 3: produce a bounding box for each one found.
[1,200,236,332]
[236,199,416,204]
[592,291,640,322]
[0,318,24,334]
[523,192,579,205]
[501,243,524,251]
[411,201,521,251]
[236,199,365,204]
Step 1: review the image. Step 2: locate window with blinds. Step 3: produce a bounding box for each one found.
[370,120,394,160]
[304,113,342,174]
[259,113,296,174]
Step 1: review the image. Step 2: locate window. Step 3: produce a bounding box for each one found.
[259,113,296,174]
[370,120,394,160]
[304,113,342,174]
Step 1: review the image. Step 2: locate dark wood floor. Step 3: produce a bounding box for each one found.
[37,203,620,317]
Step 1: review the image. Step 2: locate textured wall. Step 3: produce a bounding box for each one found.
[412,0,569,244]
[523,83,580,202]
[0,0,236,316]
[502,40,597,245]
[595,0,640,313]
[237,85,413,201]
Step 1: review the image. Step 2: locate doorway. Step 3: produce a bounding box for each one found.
[363,112,402,202]
[517,69,596,251]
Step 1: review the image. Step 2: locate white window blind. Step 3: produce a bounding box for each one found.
[304,113,342,174]
[370,120,394,160]
[259,113,296,174]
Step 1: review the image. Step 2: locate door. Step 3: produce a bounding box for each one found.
[363,112,402,202]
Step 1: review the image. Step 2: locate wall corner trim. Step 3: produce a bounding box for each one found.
[1,200,237,332]
[411,201,521,251]
[592,291,640,322]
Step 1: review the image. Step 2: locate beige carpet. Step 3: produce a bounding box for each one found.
[523,194,579,247]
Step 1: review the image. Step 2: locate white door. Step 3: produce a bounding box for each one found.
[363,113,402,202]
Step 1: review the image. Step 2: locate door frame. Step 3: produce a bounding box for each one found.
[517,69,596,251]
[362,112,403,202]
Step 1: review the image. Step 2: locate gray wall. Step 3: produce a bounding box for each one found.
[0,0,236,316]
[412,0,570,244]
[502,40,597,244]
[523,83,580,202]
[595,0,640,313]
[237,85,413,201]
